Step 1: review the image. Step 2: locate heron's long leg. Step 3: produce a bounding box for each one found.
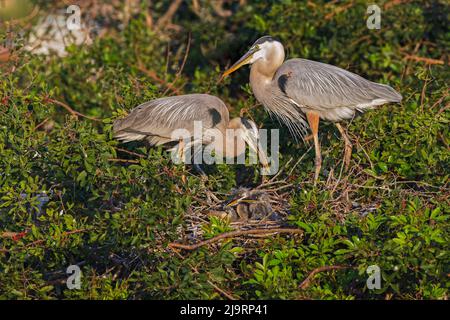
[193,163,207,177]
[335,123,352,170]
[177,139,185,163]
[190,141,207,180]
[306,112,321,183]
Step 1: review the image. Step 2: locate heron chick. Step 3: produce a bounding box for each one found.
[113,94,270,174]
[222,36,402,181]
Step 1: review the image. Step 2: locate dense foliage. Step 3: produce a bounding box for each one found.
[0,0,448,299]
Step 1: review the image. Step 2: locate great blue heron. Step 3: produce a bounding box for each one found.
[113,94,269,173]
[221,36,402,181]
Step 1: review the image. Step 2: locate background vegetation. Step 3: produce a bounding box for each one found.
[0,0,448,299]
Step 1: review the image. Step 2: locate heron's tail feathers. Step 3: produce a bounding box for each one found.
[113,118,147,143]
[113,130,147,143]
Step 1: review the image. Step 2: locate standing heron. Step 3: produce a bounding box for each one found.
[113,94,269,173]
[221,36,402,181]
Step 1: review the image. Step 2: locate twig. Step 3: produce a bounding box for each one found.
[168,228,303,250]
[431,89,448,111]
[436,102,450,116]
[47,98,100,121]
[403,54,445,65]
[34,117,50,131]
[324,2,354,20]
[384,0,410,10]
[287,145,313,177]
[1,231,27,240]
[402,41,422,79]
[156,0,183,30]
[136,59,183,95]
[420,69,430,111]
[163,33,191,96]
[114,147,145,158]
[207,280,238,300]
[211,0,232,18]
[1,228,89,254]
[267,158,293,184]
[108,158,140,164]
[299,265,350,290]
[438,132,449,150]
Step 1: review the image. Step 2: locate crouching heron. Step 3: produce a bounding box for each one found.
[221,36,402,181]
[113,94,270,174]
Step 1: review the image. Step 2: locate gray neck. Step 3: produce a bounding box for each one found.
[250,63,274,107]
[250,61,287,112]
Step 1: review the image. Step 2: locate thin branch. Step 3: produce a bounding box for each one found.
[403,54,445,65]
[420,69,430,111]
[136,58,183,95]
[384,0,410,10]
[1,231,27,240]
[34,117,50,131]
[168,228,303,250]
[431,89,448,111]
[324,2,354,20]
[437,103,450,116]
[211,0,232,18]
[47,98,100,121]
[114,147,145,158]
[156,0,183,30]
[108,158,140,164]
[207,280,238,300]
[163,33,191,96]
[299,265,350,290]
[1,229,89,254]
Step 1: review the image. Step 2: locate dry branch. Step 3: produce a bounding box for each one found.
[156,0,183,30]
[136,59,183,95]
[114,147,146,158]
[211,0,232,18]
[108,158,140,164]
[168,228,303,250]
[48,98,100,121]
[163,33,191,96]
[403,55,445,65]
[207,280,238,300]
[299,265,350,290]
[384,0,410,10]
[34,117,50,131]
[1,229,89,254]
[325,2,354,20]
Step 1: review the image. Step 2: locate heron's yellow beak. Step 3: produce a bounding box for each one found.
[227,198,258,207]
[220,48,257,80]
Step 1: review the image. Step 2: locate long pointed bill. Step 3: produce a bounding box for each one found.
[220,48,256,81]
[240,125,271,175]
[227,198,258,207]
